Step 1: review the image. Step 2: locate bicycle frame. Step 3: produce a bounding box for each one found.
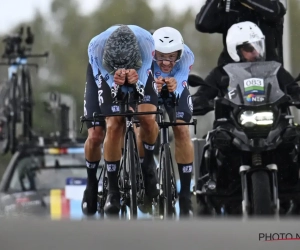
[11,58,33,138]
[0,58,36,152]
[155,91,197,219]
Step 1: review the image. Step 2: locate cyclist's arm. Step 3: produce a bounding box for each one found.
[239,0,286,21]
[87,27,119,88]
[130,25,155,87]
[173,45,195,98]
[195,0,224,33]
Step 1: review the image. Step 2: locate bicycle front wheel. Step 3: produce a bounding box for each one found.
[97,165,107,217]
[127,130,137,219]
[162,144,173,218]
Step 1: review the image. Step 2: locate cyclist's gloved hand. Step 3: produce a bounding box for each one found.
[155,76,165,93]
[114,68,126,85]
[192,95,214,116]
[192,94,208,105]
[125,69,138,84]
[193,106,214,116]
[164,77,177,93]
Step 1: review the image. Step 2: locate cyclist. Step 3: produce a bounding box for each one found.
[152,27,195,216]
[82,24,160,216]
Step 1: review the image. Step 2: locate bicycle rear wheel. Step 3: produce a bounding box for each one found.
[127,130,137,219]
[97,165,108,217]
[119,155,128,218]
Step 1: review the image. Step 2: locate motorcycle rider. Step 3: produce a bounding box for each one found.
[195,0,287,66]
[192,21,300,215]
[193,21,300,111]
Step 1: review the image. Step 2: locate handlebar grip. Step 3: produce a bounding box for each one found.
[110,83,144,103]
[169,91,176,101]
[160,85,177,104]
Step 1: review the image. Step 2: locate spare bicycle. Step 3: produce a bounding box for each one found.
[0,26,49,154]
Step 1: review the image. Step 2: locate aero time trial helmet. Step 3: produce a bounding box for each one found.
[102,25,142,74]
[152,27,184,62]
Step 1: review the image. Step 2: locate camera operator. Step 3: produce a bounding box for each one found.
[195,0,287,66]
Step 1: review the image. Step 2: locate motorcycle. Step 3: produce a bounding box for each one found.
[191,61,300,217]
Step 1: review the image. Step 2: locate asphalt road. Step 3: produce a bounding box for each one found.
[1,217,300,250]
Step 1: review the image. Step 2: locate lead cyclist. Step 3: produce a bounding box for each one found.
[81,24,160,216]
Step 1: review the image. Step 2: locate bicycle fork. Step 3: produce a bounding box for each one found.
[157,126,178,206]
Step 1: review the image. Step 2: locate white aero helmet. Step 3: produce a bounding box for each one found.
[226,21,265,62]
[153,27,184,62]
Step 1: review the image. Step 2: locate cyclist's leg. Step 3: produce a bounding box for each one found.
[82,63,106,216]
[165,87,194,216]
[100,83,126,215]
[136,76,159,199]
